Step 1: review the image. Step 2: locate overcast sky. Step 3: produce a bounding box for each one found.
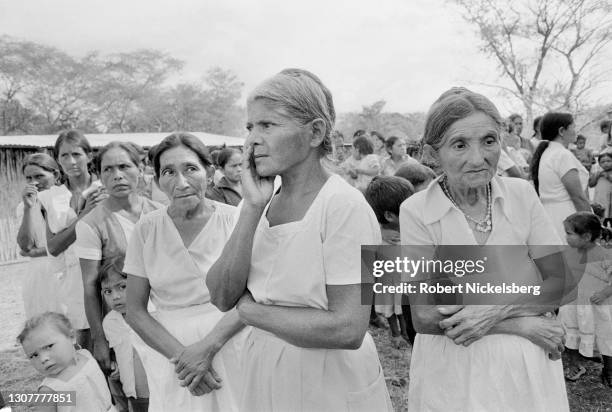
[1,0,609,115]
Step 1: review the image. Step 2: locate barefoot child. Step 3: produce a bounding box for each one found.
[18,312,115,411]
[561,212,612,386]
[100,257,149,412]
[365,176,416,347]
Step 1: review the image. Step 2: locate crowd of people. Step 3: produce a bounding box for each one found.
[11,68,612,412]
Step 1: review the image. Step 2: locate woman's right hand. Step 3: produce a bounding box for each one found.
[518,316,565,360]
[21,183,38,209]
[241,142,275,208]
[78,188,107,217]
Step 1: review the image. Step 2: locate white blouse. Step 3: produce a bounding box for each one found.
[538,141,588,204]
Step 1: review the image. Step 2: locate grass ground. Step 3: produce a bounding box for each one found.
[1,262,611,411]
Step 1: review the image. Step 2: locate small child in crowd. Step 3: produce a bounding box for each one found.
[560,212,612,387]
[101,256,149,412]
[394,163,436,192]
[18,312,116,411]
[571,134,595,171]
[365,176,416,348]
[589,150,612,218]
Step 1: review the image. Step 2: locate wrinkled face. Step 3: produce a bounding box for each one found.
[223,153,242,184]
[57,142,90,178]
[22,324,75,378]
[101,271,127,314]
[391,139,407,157]
[100,148,141,198]
[158,146,208,211]
[23,165,56,191]
[600,155,612,171]
[246,99,312,177]
[435,112,500,190]
[564,222,589,249]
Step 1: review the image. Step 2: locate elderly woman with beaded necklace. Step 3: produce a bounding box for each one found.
[400,88,569,411]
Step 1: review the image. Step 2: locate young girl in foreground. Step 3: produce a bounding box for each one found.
[18,312,116,412]
[101,257,149,412]
[562,212,612,386]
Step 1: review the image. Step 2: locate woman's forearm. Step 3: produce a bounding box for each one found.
[570,194,591,212]
[207,205,264,311]
[46,220,78,256]
[126,308,184,360]
[198,310,245,352]
[239,301,368,349]
[17,207,37,251]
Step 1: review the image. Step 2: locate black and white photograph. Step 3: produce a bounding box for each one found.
[1,0,612,411]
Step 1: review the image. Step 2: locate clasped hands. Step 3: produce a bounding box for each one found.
[437,305,565,360]
[170,340,222,397]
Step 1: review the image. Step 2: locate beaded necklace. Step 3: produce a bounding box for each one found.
[440,176,492,232]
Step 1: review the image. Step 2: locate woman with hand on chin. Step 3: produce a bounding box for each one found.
[207,69,393,412]
[75,141,162,376]
[400,88,569,411]
[38,130,107,350]
[124,133,244,412]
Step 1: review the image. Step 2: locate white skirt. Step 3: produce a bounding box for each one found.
[132,304,244,412]
[408,333,569,412]
[240,328,393,412]
[21,256,63,318]
[542,199,576,242]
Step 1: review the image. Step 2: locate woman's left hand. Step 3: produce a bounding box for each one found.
[170,341,222,395]
[590,291,610,305]
[236,290,255,320]
[438,305,506,346]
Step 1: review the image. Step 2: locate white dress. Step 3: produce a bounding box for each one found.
[15,201,64,318]
[123,203,243,412]
[400,176,569,412]
[538,141,589,240]
[37,185,88,329]
[242,174,393,412]
[39,349,116,412]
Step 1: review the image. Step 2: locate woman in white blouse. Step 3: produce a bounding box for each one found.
[75,141,162,374]
[530,112,591,239]
[207,69,393,411]
[401,87,569,411]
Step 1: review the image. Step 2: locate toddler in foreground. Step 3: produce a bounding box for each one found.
[18,312,116,411]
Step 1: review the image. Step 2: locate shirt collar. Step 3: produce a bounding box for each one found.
[422,175,510,225]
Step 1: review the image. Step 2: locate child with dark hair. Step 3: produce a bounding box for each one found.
[101,256,149,412]
[394,163,437,192]
[571,134,595,171]
[365,176,416,348]
[561,212,612,386]
[340,136,381,192]
[589,150,612,218]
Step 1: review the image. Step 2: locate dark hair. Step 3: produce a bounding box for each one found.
[508,113,522,123]
[53,129,95,178]
[17,312,73,344]
[353,136,374,156]
[153,133,212,180]
[591,203,605,219]
[530,112,574,195]
[533,116,542,137]
[95,141,142,174]
[385,136,402,154]
[575,134,586,142]
[22,153,61,185]
[395,163,436,188]
[370,131,385,144]
[147,145,158,164]
[100,255,126,285]
[217,148,241,169]
[353,129,367,138]
[600,119,611,133]
[564,212,603,242]
[364,176,415,224]
[210,149,222,168]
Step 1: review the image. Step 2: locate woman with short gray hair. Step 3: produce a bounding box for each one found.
[207,69,393,411]
[401,87,569,411]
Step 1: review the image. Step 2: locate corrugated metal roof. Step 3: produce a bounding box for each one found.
[0,132,246,148]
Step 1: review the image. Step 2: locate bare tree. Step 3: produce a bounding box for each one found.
[454,0,612,126]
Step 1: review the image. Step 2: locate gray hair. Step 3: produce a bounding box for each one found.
[423,87,503,151]
[248,68,335,156]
